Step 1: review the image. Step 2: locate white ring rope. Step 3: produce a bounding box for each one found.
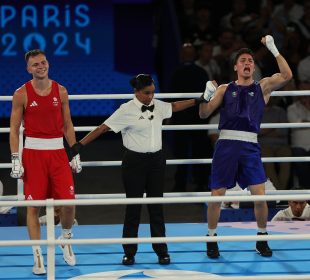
[0,90,309,101]
[79,157,310,167]
[0,157,309,170]
[1,122,310,134]
[0,193,310,207]
[1,233,310,247]
[0,189,309,201]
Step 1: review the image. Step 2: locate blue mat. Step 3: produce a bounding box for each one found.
[0,222,309,279]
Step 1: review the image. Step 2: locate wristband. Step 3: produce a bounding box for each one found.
[71,142,83,157]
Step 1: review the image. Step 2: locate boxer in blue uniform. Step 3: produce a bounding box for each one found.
[199,35,293,258]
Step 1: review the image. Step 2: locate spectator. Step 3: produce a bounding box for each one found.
[220,0,258,35]
[184,2,216,47]
[294,1,310,40]
[259,98,291,190]
[297,42,310,83]
[270,0,303,50]
[213,29,244,83]
[170,43,211,192]
[287,94,310,188]
[272,200,310,221]
[175,0,196,40]
[195,41,221,81]
[282,22,308,78]
[273,0,303,24]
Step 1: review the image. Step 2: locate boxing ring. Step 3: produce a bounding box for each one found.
[1,91,310,279]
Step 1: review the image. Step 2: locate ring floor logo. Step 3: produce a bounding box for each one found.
[68,269,222,279]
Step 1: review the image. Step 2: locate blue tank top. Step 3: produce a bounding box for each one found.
[219,81,265,133]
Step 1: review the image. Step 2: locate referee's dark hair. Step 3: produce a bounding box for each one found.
[130,74,154,90]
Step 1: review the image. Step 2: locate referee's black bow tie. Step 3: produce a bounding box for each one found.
[141,104,154,112]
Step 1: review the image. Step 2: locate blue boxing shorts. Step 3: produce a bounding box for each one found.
[209,139,266,190]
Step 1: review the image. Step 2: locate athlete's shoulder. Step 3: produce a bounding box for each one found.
[216,83,229,95]
[12,84,27,106]
[54,81,68,95]
[14,83,27,97]
[218,83,229,89]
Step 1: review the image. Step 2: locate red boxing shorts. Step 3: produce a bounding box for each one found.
[22,148,75,200]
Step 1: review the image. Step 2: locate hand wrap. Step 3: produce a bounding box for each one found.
[71,154,82,173]
[265,35,279,57]
[203,81,216,102]
[10,153,24,179]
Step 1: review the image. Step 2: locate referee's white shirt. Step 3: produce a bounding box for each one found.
[104,97,172,153]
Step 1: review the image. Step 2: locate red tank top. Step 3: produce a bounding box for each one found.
[24,80,64,138]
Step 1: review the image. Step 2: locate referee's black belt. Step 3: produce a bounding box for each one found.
[124,147,162,155]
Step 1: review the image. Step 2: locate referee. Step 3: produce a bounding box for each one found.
[71,74,201,265]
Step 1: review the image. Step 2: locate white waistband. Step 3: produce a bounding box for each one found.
[24,137,64,150]
[219,130,258,143]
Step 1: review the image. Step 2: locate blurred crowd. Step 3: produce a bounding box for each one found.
[169,0,310,191]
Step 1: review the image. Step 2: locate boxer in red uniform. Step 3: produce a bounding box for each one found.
[9,49,82,275]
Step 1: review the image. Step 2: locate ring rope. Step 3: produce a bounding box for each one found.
[1,233,310,247]
[1,122,309,134]
[0,193,310,207]
[0,157,309,170]
[0,90,309,101]
[0,189,310,201]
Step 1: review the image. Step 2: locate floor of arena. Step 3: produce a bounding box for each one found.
[1,221,310,279]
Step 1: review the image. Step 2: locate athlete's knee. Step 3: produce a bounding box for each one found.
[62,205,75,212]
[27,206,40,216]
[211,188,226,196]
[249,184,265,195]
[208,202,222,210]
[254,200,267,209]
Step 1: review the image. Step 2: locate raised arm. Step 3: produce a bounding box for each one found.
[199,81,226,119]
[259,35,293,102]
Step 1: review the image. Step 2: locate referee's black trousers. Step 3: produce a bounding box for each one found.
[121,149,168,256]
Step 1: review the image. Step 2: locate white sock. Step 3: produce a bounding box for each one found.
[62,228,72,239]
[208,228,217,236]
[32,245,41,255]
[258,227,267,233]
